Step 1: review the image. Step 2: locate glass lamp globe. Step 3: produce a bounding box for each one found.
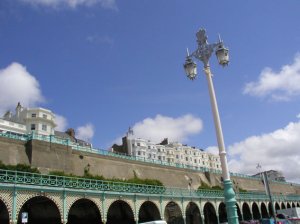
[216,44,229,66]
[184,57,197,80]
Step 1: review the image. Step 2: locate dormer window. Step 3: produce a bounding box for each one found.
[31,114,36,118]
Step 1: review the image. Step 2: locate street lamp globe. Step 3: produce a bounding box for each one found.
[184,57,197,80]
[215,43,229,66]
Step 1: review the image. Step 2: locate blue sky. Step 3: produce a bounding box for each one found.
[1,0,300,182]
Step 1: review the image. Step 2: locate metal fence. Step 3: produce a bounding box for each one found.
[0,169,299,201]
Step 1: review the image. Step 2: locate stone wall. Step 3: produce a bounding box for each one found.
[0,136,299,194]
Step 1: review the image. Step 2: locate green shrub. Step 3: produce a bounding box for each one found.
[198,181,211,190]
[211,185,223,190]
[238,187,247,192]
[0,161,40,173]
[0,160,163,187]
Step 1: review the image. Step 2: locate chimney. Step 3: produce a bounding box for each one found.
[65,128,75,138]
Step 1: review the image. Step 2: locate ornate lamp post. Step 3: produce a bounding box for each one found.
[183,28,239,224]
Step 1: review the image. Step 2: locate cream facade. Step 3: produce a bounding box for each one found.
[126,135,221,171]
[0,103,56,136]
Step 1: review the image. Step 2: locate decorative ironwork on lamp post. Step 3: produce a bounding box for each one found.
[183,28,239,224]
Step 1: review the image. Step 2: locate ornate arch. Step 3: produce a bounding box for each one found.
[66,196,102,218]
[105,198,135,221]
[15,191,63,222]
[136,199,161,219]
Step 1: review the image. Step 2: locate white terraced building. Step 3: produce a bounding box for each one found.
[118,131,222,171]
[0,103,92,148]
[0,102,56,136]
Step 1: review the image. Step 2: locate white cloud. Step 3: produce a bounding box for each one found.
[206,146,219,155]
[227,121,300,183]
[19,0,117,9]
[86,35,114,46]
[130,114,203,143]
[76,123,95,141]
[0,62,44,115]
[243,54,300,101]
[54,114,68,131]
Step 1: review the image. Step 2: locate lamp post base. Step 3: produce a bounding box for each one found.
[223,179,239,224]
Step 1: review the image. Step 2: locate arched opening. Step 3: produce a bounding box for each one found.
[242,203,252,221]
[107,200,134,224]
[275,203,280,213]
[139,201,161,223]
[292,203,296,208]
[297,203,300,207]
[186,202,202,224]
[164,201,184,224]
[17,196,61,224]
[268,203,274,217]
[236,204,242,221]
[252,202,260,220]
[218,202,227,224]
[281,203,286,209]
[68,199,102,224]
[287,203,291,209]
[261,203,269,218]
[203,202,217,224]
[268,203,275,217]
[0,200,9,224]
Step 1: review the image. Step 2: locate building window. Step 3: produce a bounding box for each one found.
[31,114,36,118]
[158,156,161,160]
[137,151,141,155]
[176,155,179,159]
[31,124,36,130]
[185,157,188,161]
[42,124,47,131]
[194,159,197,163]
[43,114,47,119]
[137,143,140,146]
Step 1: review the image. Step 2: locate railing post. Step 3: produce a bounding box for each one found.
[62,190,67,224]
[101,193,106,224]
[159,196,163,219]
[11,186,17,224]
[216,214,220,224]
[201,214,205,224]
[134,194,138,224]
[240,212,244,221]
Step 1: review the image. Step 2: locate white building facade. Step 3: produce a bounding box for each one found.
[0,103,56,136]
[126,133,221,171]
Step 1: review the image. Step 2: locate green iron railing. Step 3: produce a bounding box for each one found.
[0,169,299,201]
[0,132,299,187]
